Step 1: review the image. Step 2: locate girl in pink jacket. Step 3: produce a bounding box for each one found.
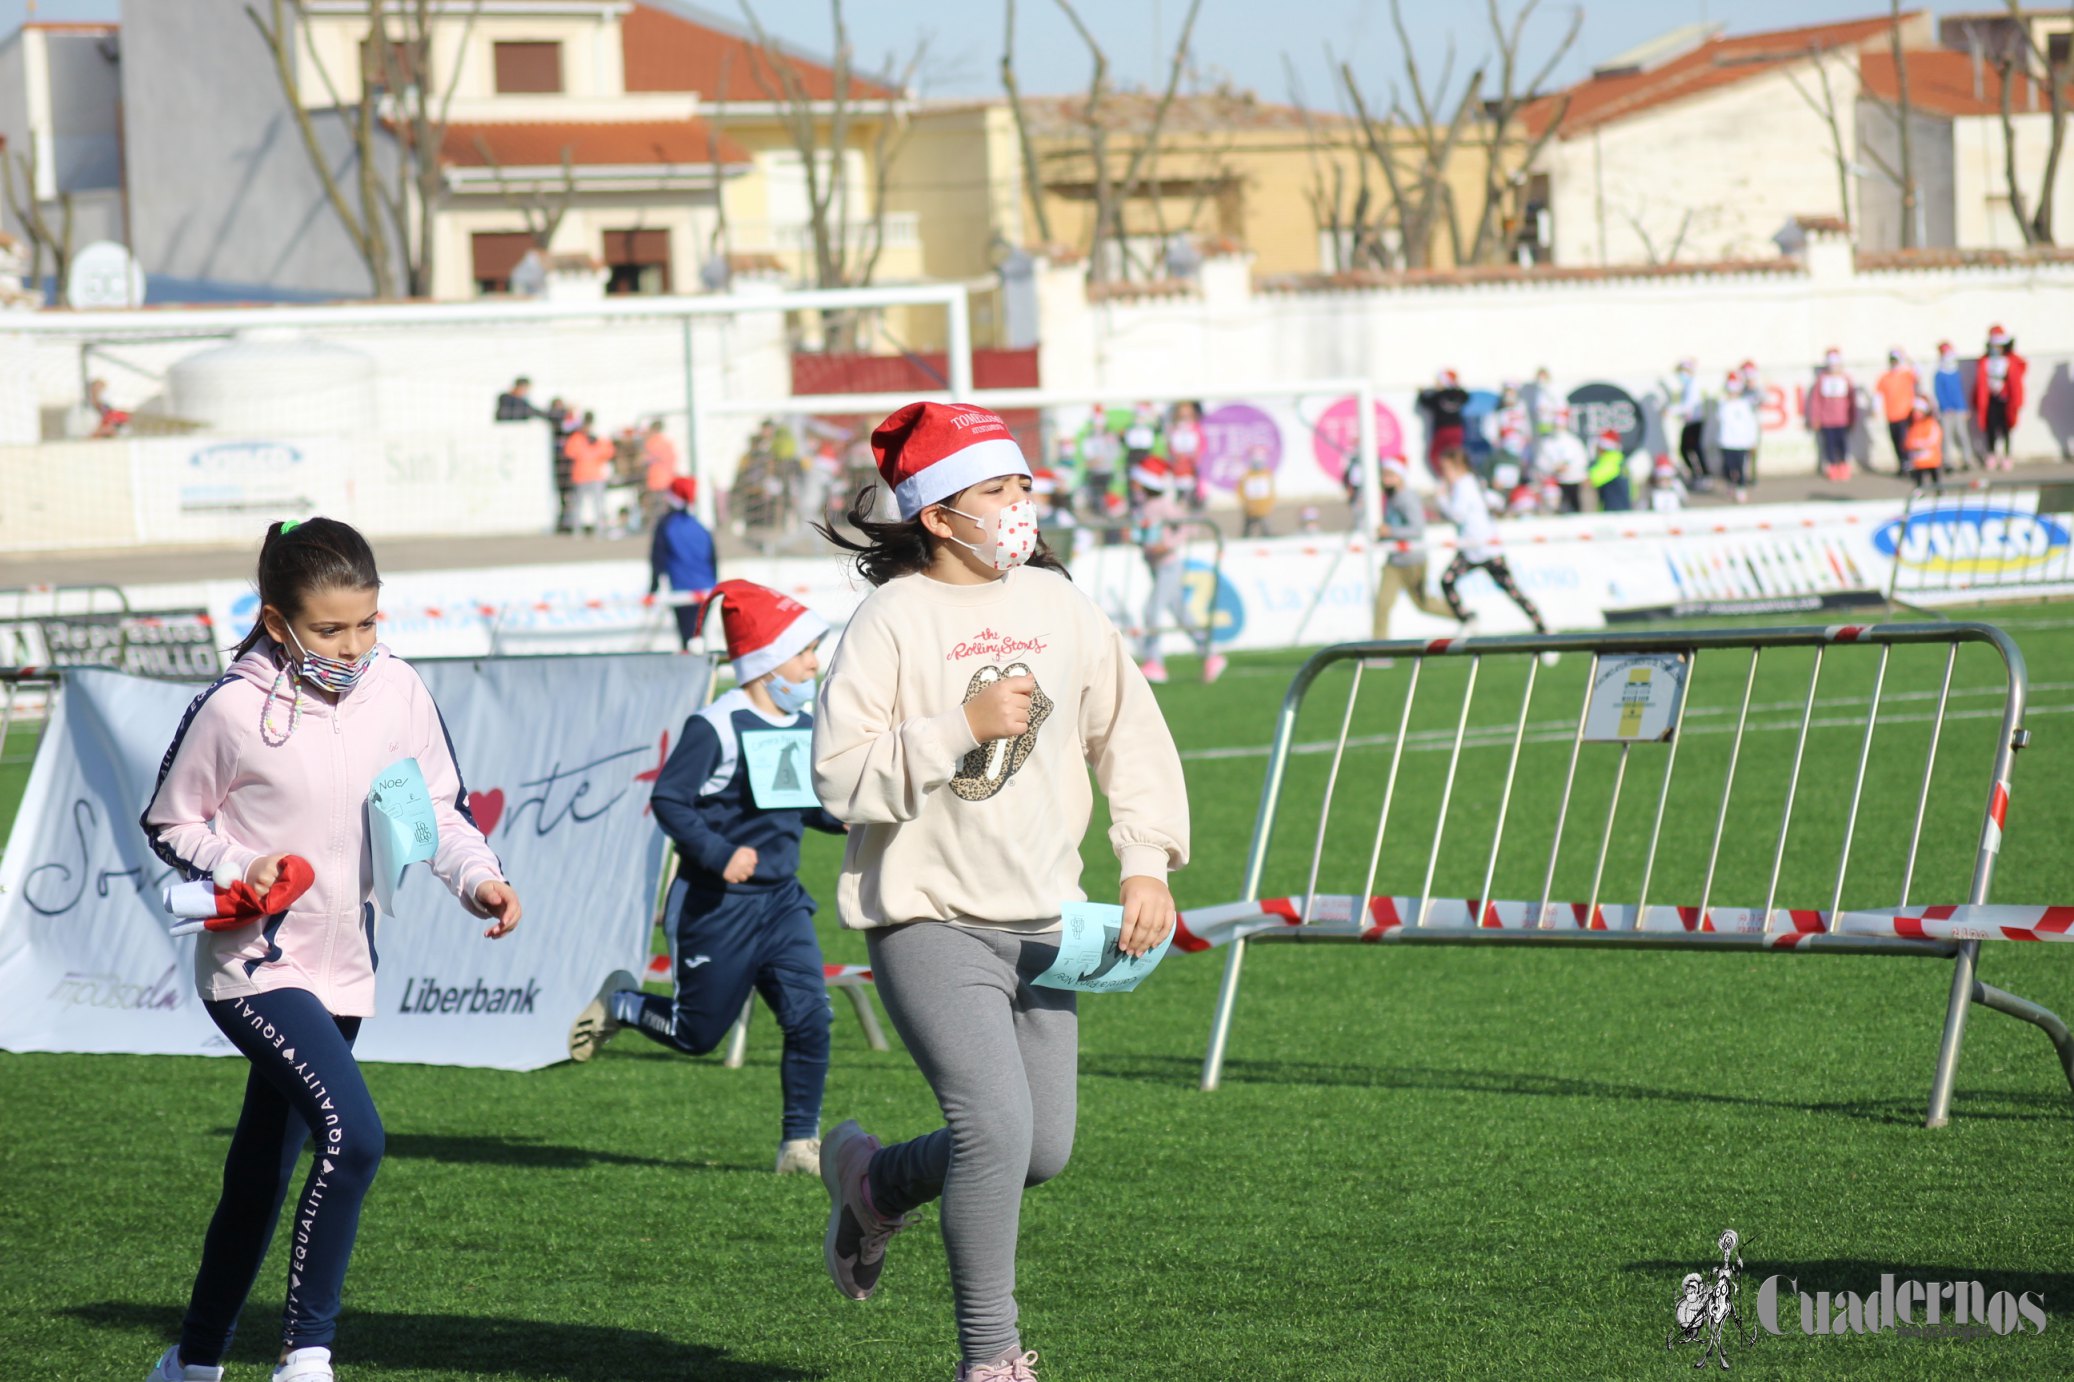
[141,518,521,1382]
[1804,348,1858,481]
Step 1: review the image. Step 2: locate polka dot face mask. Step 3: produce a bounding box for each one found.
[941,497,1040,573]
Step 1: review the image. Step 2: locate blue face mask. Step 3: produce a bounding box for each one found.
[765,671,815,715]
[286,625,377,695]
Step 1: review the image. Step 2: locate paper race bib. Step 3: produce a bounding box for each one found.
[741,729,819,809]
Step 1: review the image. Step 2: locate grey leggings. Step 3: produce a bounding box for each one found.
[864,923,1079,1367]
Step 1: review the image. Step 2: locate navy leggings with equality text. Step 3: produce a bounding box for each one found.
[179,987,384,1365]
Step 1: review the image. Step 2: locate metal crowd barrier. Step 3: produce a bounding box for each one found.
[1187,622,2071,1128]
[1886,478,2074,605]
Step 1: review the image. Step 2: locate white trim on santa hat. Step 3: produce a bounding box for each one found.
[734,605,830,685]
[892,437,1030,520]
[1129,460,1173,491]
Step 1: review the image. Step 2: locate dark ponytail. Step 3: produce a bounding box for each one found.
[813,483,1071,588]
[231,517,383,659]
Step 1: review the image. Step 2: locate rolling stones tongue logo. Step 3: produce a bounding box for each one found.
[951,662,1052,801]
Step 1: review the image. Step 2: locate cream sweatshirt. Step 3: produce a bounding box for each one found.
[812,565,1190,931]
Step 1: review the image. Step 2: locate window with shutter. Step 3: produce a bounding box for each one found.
[472,232,537,293]
[603,229,672,295]
[494,41,562,94]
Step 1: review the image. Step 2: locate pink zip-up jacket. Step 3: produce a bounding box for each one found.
[141,644,505,1017]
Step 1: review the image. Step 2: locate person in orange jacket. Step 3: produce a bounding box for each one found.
[1973,324,2027,471]
[1903,394,1944,488]
[563,411,618,537]
[1874,348,1918,476]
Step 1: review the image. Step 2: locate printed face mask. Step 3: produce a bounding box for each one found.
[942,498,1040,573]
[286,624,377,694]
[765,671,815,715]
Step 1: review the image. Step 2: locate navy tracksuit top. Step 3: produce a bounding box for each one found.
[649,686,846,889]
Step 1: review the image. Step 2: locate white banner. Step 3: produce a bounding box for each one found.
[0,653,711,1069]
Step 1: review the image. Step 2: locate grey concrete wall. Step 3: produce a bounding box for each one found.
[122,0,399,297]
[46,32,122,191]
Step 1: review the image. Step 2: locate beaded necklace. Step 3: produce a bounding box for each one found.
[259,658,302,746]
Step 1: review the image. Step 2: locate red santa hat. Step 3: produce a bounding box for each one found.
[1937,340,1955,355]
[1988,324,2011,346]
[1437,368,1460,387]
[1597,427,1623,449]
[668,475,698,508]
[700,579,829,684]
[1030,467,1059,496]
[1380,455,1410,481]
[871,401,1029,520]
[1652,454,1677,477]
[1130,455,1174,492]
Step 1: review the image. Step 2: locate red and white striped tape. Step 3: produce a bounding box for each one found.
[645,954,875,981]
[1835,906,2074,944]
[1174,894,1841,952]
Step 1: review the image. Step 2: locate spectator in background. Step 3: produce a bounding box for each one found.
[87,377,130,438]
[649,477,717,648]
[1736,359,1765,483]
[1417,369,1471,467]
[1663,358,1710,490]
[1533,403,1588,514]
[1435,446,1549,636]
[1875,348,1918,475]
[564,411,617,538]
[1239,448,1276,537]
[1932,342,1978,472]
[1490,381,1530,493]
[1975,324,2026,471]
[1167,400,1205,511]
[1805,349,1857,482]
[548,395,577,531]
[1649,455,1687,512]
[635,420,680,535]
[1590,427,1632,511]
[1123,402,1161,472]
[1713,370,1759,503]
[1077,404,1121,516]
[496,375,546,422]
[1904,393,1944,488]
[1373,456,1456,638]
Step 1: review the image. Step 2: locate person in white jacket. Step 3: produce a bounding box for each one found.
[1712,370,1761,503]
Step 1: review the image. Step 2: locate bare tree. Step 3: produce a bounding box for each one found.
[1468,0,1578,265]
[736,0,924,345]
[245,0,479,298]
[471,137,578,250]
[1,143,73,296]
[1996,47,2038,241]
[1285,52,1354,272]
[704,50,736,277]
[1785,46,1857,230]
[1000,0,1054,247]
[1888,0,1919,246]
[1999,0,2066,244]
[1051,0,1205,284]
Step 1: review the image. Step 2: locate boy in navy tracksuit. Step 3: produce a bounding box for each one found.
[604,579,846,1173]
[649,476,718,647]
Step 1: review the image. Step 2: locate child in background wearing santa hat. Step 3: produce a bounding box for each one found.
[1806,348,1857,482]
[1649,455,1688,512]
[1876,348,1919,476]
[1374,455,1457,638]
[1904,393,1945,488]
[1129,454,1224,684]
[1932,342,1978,472]
[647,475,717,648]
[1713,371,1759,504]
[587,580,846,1174]
[141,518,521,1382]
[1532,403,1589,514]
[811,402,1188,1382]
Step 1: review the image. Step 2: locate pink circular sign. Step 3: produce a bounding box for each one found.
[1310,395,1404,482]
[1197,403,1282,491]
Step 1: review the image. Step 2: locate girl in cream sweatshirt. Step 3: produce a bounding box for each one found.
[809,401,1189,1382]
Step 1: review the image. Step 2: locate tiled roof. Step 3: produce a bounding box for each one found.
[442,119,751,169]
[1023,90,1351,138]
[1860,48,2073,116]
[1258,259,1805,293]
[1524,13,1916,138]
[1857,246,2074,270]
[621,3,897,101]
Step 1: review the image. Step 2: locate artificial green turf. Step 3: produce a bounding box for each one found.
[2,611,2071,1379]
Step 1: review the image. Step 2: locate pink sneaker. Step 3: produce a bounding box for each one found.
[956,1351,1039,1381]
[1139,659,1169,684]
[821,1119,912,1300]
[1200,653,1228,684]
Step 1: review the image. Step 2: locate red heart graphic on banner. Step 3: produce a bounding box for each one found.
[469,788,506,836]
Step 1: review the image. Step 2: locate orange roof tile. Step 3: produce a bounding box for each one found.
[442,119,751,169]
[620,3,896,102]
[1525,13,1917,139]
[1860,48,2073,116]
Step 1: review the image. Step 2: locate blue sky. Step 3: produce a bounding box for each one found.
[2,0,1949,108]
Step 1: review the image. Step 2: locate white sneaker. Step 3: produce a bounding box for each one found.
[775,1137,822,1175]
[147,1346,222,1382]
[568,969,637,1063]
[1538,650,1563,667]
[273,1348,333,1381]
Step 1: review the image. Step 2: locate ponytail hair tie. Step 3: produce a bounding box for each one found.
[279,520,301,535]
